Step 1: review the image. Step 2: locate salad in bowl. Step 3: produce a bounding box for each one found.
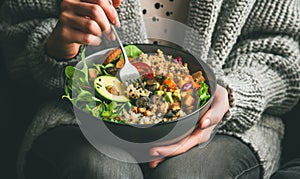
[64,45,211,125]
[63,44,216,144]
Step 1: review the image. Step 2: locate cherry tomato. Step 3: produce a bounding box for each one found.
[132,62,154,79]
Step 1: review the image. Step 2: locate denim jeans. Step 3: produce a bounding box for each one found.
[25,126,261,179]
[270,158,300,179]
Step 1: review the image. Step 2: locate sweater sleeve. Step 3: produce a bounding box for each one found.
[218,0,300,132]
[220,36,300,132]
[0,0,80,95]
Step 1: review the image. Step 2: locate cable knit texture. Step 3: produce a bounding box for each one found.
[0,0,300,179]
[116,0,147,44]
[185,1,300,178]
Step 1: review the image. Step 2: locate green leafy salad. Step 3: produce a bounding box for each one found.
[63,45,211,124]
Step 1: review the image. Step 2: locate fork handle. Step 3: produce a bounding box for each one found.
[111,25,130,64]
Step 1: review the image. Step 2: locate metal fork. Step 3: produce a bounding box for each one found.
[111,25,142,86]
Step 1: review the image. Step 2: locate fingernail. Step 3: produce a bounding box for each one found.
[201,118,211,129]
[109,32,116,41]
[151,151,159,156]
[89,36,101,46]
[104,30,115,41]
[115,18,121,27]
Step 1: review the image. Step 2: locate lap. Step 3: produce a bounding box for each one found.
[24,126,261,179]
[145,135,261,179]
[271,158,300,179]
[24,125,143,179]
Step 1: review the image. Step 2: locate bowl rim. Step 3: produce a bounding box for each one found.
[73,43,217,127]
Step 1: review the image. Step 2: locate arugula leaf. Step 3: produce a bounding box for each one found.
[63,46,96,105]
[101,111,112,118]
[63,45,133,123]
[81,45,89,84]
[64,45,90,88]
[89,104,101,117]
[93,63,115,76]
[107,101,118,111]
[198,82,211,107]
[76,90,94,101]
[62,84,73,102]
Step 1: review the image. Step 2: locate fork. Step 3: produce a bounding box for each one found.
[110,25,142,86]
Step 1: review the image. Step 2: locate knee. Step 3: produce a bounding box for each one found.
[149,135,261,179]
[24,126,143,179]
[61,142,143,179]
[199,135,261,179]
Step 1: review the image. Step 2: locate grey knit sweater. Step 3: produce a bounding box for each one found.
[1,0,300,179]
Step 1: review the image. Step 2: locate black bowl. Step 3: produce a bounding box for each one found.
[73,44,216,150]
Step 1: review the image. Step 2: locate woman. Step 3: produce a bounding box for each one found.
[0,0,299,178]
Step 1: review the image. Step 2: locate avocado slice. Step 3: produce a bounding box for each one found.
[172,89,181,101]
[94,76,129,102]
[155,90,164,96]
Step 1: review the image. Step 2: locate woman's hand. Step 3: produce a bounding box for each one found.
[46,0,122,59]
[149,85,229,168]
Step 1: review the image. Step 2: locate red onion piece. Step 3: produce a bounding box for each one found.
[181,82,193,91]
[174,56,183,65]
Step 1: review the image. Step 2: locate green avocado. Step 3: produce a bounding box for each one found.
[155,90,164,96]
[94,76,129,102]
[172,89,181,101]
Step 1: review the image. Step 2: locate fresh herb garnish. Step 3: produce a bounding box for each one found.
[62,45,129,123]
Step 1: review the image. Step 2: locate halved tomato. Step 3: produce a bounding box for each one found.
[131,62,154,79]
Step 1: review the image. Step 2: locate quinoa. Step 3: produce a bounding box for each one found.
[135,49,190,81]
[119,49,202,125]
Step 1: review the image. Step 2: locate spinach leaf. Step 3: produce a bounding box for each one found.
[65,66,75,79]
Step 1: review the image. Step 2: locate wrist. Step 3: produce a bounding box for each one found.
[46,36,81,60]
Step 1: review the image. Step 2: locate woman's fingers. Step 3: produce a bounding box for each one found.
[47,0,119,59]
[59,11,102,37]
[148,85,229,168]
[112,0,122,7]
[63,1,111,32]
[61,0,117,41]
[51,20,101,46]
[61,25,102,45]
[149,158,165,168]
[150,125,215,157]
[150,137,190,158]
[200,85,229,129]
[81,0,120,26]
[149,125,216,168]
